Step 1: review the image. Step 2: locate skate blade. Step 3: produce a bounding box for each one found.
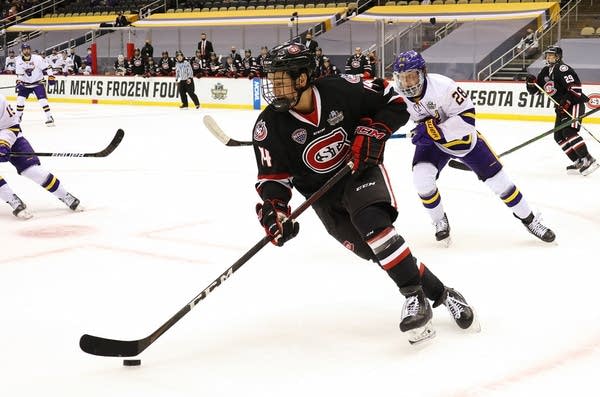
[15,210,33,220]
[580,162,599,176]
[463,309,481,333]
[566,169,581,175]
[438,236,452,248]
[407,320,436,345]
[45,122,55,127]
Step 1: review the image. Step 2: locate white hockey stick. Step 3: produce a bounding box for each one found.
[203,115,252,147]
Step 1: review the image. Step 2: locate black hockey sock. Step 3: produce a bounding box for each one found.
[418,263,445,303]
[354,205,420,288]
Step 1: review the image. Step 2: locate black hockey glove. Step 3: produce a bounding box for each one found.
[350,121,391,172]
[555,98,572,115]
[256,199,299,247]
[525,74,537,94]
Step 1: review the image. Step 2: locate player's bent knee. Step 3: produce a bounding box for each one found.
[484,169,513,196]
[412,162,438,194]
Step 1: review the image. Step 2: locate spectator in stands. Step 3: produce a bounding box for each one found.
[141,39,153,61]
[368,50,379,77]
[158,51,174,76]
[144,57,159,77]
[79,60,92,76]
[241,49,257,79]
[48,48,59,69]
[63,51,75,75]
[84,47,93,66]
[517,28,539,58]
[313,47,324,78]
[129,48,145,76]
[197,32,214,62]
[4,50,16,74]
[53,51,66,75]
[205,52,223,77]
[320,56,339,77]
[190,49,204,78]
[345,47,372,79]
[115,11,129,27]
[303,32,318,54]
[114,54,129,76]
[69,48,82,73]
[223,55,242,78]
[255,46,269,77]
[228,46,243,66]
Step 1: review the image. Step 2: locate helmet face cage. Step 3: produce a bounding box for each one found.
[260,43,315,112]
[392,50,426,97]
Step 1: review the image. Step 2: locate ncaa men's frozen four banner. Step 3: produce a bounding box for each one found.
[0,74,597,121]
[0,74,260,109]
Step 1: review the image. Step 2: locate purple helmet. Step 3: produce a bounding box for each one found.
[392,50,426,97]
[21,43,31,51]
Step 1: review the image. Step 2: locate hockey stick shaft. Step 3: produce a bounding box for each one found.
[6,129,124,158]
[534,83,600,144]
[0,85,16,90]
[448,107,600,171]
[79,161,354,357]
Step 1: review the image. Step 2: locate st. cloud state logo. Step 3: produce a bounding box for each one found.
[302,128,349,173]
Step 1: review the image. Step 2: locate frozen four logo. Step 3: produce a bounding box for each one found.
[327,110,344,126]
[291,128,307,144]
[211,83,228,100]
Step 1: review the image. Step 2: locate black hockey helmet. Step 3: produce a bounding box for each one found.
[544,45,562,63]
[261,43,316,112]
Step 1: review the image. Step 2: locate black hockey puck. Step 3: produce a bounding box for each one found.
[123,359,141,366]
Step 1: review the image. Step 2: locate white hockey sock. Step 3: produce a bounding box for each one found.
[21,165,68,200]
[0,179,22,209]
[16,96,25,120]
[38,98,53,119]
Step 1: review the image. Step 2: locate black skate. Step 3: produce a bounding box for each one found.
[521,213,555,243]
[579,155,599,176]
[566,158,583,175]
[45,116,55,127]
[399,285,435,345]
[60,193,83,212]
[434,287,480,331]
[433,213,451,247]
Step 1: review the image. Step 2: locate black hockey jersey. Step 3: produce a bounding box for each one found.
[529,61,586,104]
[252,75,409,201]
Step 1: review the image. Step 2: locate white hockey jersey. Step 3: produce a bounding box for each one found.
[398,73,477,157]
[15,54,53,84]
[0,94,22,146]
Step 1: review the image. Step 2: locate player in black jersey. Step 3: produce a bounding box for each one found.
[252,43,479,344]
[526,46,598,176]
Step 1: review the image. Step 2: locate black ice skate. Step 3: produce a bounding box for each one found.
[399,285,435,345]
[521,213,555,243]
[579,155,599,176]
[433,213,451,247]
[60,193,83,212]
[45,116,55,127]
[434,287,480,331]
[9,194,33,220]
[566,158,584,175]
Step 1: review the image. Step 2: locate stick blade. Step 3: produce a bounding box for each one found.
[79,333,148,357]
[448,159,471,171]
[93,129,125,157]
[203,115,232,145]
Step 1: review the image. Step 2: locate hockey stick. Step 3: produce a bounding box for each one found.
[79,161,354,357]
[534,83,600,144]
[0,85,16,90]
[447,107,600,171]
[204,115,252,146]
[7,129,125,158]
[204,115,407,147]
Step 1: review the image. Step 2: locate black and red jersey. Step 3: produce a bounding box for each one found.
[252,75,409,201]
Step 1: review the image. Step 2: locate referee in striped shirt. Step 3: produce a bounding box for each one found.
[175,51,200,109]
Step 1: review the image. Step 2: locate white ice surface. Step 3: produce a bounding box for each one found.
[1,103,599,397]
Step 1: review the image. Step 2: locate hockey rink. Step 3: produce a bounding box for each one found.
[1,102,599,397]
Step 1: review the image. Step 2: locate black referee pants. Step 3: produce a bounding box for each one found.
[178,79,199,108]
